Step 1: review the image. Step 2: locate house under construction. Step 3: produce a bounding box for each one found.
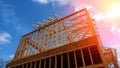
[6,8,119,68]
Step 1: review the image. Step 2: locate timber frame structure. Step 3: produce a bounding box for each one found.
[6,8,119,68]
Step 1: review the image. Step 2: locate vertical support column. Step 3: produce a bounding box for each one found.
[61,21,68,44]
[27,44,30,55]
[74,51,78,68]
[48,26,50,48]
[68,18,74,42]
[39,29,42,51]
[39,60,41,68]
[61,54,63,68]
[42,28,45,51]
[26,63,28,68]
[34,46,37,54]
[44,59,46,68]
[22,64,24,68]
[113,49,119,68]
[30,62,32,68]
[60,22,63,45]
[81,49,85,67]
[55,23,58,47]
[37,29,41,45]
[51,25,54,48]
[45,27,48,50]
[67,53,70,68]
[33,44,36,54]
[26,48,28,56]
[61,20,72,44]
[55,55,57,68]
[18,65,20,68]
[29,43,33,55]
[88,47,94,66]
[34,61,37,68]
[34,32,37,43]
[49,57,51,68]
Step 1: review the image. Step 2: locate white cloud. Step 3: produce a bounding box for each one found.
[9,54,14,59]
[0,32,12,45]
[50,0,70,6]
[33,0,48,4]
[32,0,71,6]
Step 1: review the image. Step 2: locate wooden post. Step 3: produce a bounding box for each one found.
[67,53,70,68]
[74,51,78,68]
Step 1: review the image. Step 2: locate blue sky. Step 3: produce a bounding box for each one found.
[0,0,74,61]
[0,0,120,62]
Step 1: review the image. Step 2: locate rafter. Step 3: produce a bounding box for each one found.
[14,8,97,60]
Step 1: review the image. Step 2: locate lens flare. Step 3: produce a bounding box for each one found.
[106,3,120,18]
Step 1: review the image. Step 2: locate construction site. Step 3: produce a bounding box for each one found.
[6,8,119,68]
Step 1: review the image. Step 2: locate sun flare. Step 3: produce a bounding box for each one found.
[106,3,120,18]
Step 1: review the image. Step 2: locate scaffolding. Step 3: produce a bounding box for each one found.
[6,8,119,68]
